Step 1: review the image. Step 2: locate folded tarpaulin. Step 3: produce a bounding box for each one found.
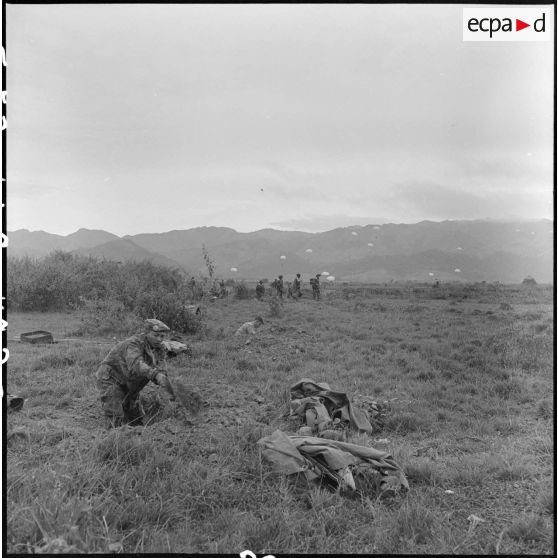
[290,378,373,433]
[257,429,409,491]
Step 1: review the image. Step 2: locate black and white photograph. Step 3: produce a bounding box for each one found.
[3,2,554,554]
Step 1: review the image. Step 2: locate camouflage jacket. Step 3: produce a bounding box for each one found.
[96,333,167,392]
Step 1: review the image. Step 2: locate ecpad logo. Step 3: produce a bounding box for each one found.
[463,8,552,41]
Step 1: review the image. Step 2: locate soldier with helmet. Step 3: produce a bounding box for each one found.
[276,275,284,299]
[95,318,176,428]
[293,273,302,298]
[310,273,321,300]
[255,279,265,300]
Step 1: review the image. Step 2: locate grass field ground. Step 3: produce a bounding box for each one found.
[5,283,555,554]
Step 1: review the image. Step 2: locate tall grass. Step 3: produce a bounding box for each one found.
[8,252,203,333]
[6,282,554,554]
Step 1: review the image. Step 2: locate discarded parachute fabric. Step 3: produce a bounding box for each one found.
[290,378,373,433]
[257,429,409,492]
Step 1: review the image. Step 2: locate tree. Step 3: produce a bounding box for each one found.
[202,244,215,281]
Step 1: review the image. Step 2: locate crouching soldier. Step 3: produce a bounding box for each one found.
[235,316,264,336]
[95,318,176,428]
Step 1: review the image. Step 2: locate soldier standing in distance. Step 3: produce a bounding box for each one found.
[311,273,321,300]
[286,281,295,300]
[277,275,284,299]
[293,273,302,298]
[255,280,265,300]
[219,279,227,298]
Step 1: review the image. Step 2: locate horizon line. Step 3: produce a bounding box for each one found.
[7,216,553,238]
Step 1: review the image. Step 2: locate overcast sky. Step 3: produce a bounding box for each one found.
[6,4,554,236]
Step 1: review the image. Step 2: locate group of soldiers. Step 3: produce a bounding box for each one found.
[257,273,321,301]
[189,276,228,299]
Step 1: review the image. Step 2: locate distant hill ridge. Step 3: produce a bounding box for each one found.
[7,219,553,283]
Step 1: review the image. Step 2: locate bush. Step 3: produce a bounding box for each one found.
[135,290,202,334]
[7,253,191,312]
[74,298,143,337]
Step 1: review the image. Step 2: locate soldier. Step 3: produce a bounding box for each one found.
[234,316,264,336]
[311,273,321,300]
[95,319,176,428]
[293,273,302,298]
[276,275,284,299]
[286,281,295,300]
[255,280,265,300]
[219,279,227,298]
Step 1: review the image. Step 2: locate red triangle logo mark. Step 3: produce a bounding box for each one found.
[516,19,530,31]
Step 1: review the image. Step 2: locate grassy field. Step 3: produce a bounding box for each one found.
[5,283,555,554]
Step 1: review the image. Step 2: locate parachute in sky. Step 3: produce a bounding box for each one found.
[321,271,330,276]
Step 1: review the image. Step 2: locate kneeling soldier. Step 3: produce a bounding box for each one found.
[95,318,176,428]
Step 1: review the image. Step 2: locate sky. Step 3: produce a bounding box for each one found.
[5,3,555,236]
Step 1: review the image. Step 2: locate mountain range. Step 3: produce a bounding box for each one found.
[7,219,554,283]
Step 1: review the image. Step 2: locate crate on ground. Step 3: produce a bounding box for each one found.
[20,330,54,344]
